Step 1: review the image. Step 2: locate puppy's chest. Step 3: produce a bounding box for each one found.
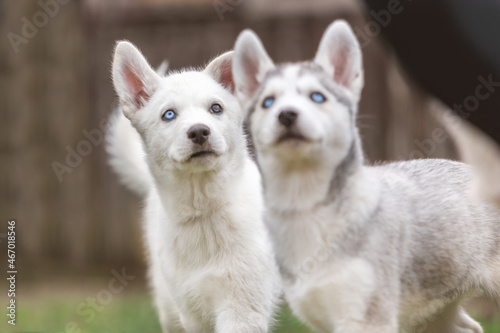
[175,197,228,222]
[173,266,231,317]
[268,207,347,276]
[169,215,235,264]
[165,220,241,317]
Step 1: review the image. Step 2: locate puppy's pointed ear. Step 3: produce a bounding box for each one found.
[233,30,275,103]
[204,51,234,93]
[314,20,364,102]
[156,60,169,76]
[112,41,161,119]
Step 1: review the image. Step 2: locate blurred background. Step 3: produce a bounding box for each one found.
[0,0,498,332]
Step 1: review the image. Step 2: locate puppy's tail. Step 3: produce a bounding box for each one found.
[436,108,500,207]
[106,108,153,197]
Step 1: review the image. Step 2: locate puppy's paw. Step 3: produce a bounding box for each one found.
[456,310,483,333]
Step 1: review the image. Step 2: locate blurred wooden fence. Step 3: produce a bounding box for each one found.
[0,0,457,272]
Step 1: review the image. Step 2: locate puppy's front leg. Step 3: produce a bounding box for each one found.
[330,288,399,333]
[298,287,399,333]
[336,322,398,333]
[179,311,204,333]
[331,294,399,333]
[297,258,399,333]
[158,310,185,333]
[214,307,269,333]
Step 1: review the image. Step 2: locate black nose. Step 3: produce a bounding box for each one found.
[187,124,211,145]
[278,110,298,127]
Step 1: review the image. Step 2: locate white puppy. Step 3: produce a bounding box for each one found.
[108,41,280,333]
[232,21,500,333]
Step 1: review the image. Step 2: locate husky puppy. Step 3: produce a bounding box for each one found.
[232,21,500,333]
[108,41,280,333]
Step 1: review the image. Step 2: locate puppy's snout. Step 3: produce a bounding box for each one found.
[187,124,211,145]
[278,110,298,127]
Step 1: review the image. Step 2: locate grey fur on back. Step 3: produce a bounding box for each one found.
[374,160,499,297]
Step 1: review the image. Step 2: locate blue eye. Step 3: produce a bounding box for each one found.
[310,92,326,103]
[262,96,275,109]
[163,110,176,121]
[210,103,223,114]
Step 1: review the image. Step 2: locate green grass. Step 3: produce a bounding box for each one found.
[484,320,500,333]
[483,317,500,333]
[3,294,499,333]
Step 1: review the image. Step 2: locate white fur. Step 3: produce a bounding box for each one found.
[109,41,280,333]
[106,110,152,196]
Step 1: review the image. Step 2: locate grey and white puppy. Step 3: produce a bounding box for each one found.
[232,20,500,333]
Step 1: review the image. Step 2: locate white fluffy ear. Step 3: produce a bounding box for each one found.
[204,51,234,93]
[314,20,364,101]
[112,41,160,118]
[233,30,275,103]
